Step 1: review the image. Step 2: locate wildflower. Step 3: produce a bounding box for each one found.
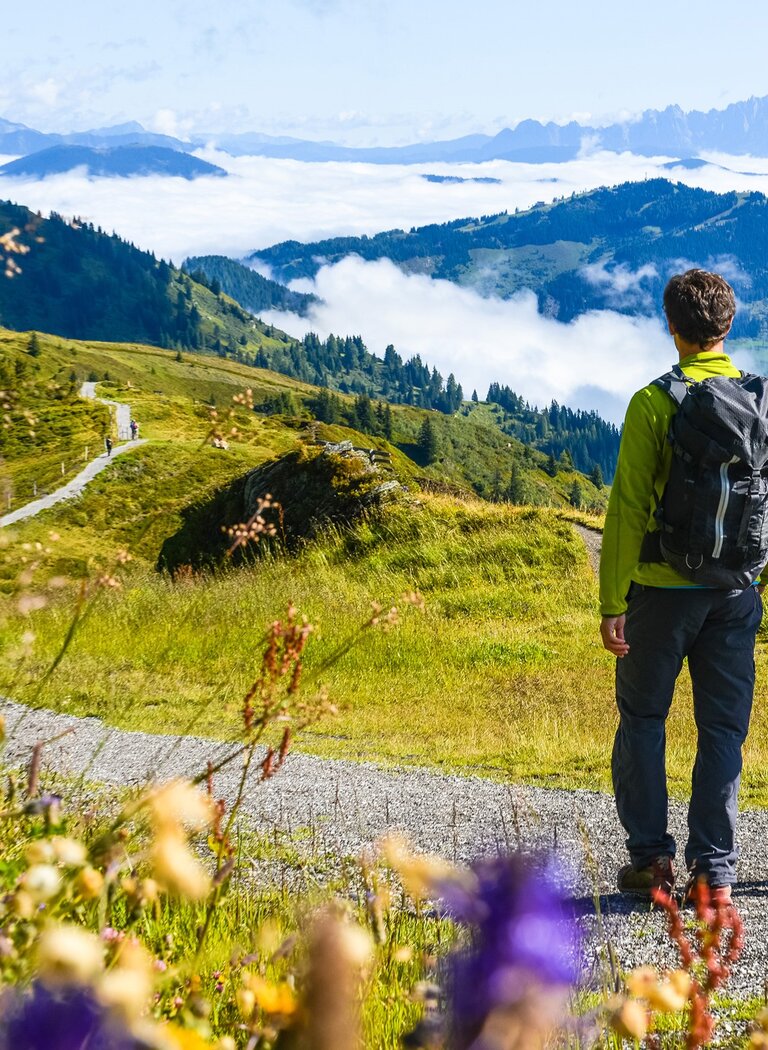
[151,832,211,900]
[161,1025,214,1049]
[294,911,374,1050]
[51,836,88,867]
[242,973,297,1017]
[23,793,62,822]
[147,780,214,832]
[236,987,256,1019]
[25,840,55,865]
[0,984,133,1050]
[97,953,152,1021]
[21,863,61,902]
[438,855,577,1049]
[380,834,457,902]
[11,890,35,919]
[37,925,104,986]
[75,866,105,900]
[609,998,649,1041]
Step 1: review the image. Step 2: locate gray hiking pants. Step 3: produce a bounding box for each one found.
[612,583,762,886]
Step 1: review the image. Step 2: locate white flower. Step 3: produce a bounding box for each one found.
[37,925,104,985]
[51,837,88,867]
[22,864,61,902]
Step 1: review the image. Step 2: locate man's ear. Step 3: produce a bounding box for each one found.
[667,318,677,336]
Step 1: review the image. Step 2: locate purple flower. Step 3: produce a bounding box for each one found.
[438,855,577,1047]
[0,984,134,1050]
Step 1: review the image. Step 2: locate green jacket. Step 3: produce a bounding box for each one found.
[599,349,742,617]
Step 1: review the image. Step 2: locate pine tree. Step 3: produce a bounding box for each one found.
[27,332,41,357]
[558,448,574,471]
[417,416,439,464]
[383,404,393,441]
[569,479,584,509]
[507,466,526,504]
[471,389,479,403]
[589,463,604,489]
[545,453,557,477]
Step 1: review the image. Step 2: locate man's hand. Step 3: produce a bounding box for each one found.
[601,615,629,658]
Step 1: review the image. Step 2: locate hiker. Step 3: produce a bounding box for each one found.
[105,435,113,457]
[600,269,767,904]
[130,419,139,441]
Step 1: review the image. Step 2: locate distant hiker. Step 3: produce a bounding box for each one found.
[600,269,768,904]
[105,436,113,457]
[130,419,139,440]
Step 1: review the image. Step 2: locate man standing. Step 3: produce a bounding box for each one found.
[600,269,764,902]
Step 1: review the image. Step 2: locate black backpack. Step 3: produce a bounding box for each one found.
[640,365,768,588]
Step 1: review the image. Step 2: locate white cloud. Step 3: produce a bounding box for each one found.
[581,260,659,309]
[260,256,673,423]
[3,148,767,420]
[3,148,768,265]
[28,78,61,108]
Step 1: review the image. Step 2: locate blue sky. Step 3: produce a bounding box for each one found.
[3,0,768,144]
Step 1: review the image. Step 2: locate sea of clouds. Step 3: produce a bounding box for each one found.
[1,146,766,419]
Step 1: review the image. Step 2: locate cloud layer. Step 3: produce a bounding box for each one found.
[1,148,764,419]
[261,256,679,423]
[4,148,768,265]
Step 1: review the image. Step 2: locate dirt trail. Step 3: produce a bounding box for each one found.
[572,522,601,574]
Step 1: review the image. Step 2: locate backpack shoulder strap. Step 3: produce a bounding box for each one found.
[650,364,692,408]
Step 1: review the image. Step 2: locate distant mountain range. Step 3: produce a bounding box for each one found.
[5,94,768,164]
[0,145,227,180]
[248,178,768,341]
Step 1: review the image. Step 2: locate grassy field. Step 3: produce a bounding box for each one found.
[5,485,768,806]
[6,327,766,807]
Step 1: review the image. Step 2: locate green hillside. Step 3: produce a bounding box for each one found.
[0,200,621,477]
[0,328,606,529]
[250,178,768,340]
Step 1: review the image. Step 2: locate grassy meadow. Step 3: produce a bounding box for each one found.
[4,325,768,806]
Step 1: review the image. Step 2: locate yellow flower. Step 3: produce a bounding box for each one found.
[74,866,105,900]
[236,987,256,1019]
[626,966,658,998]
[152,832,211,900]
[97,940,154,1021]
[627,966,690,1013]
[147,781,214,833]
[380,834,460,902]
[609,999,648,1041]
[37,925,104,986]
[243,974,297,1016]
[25,840,55,865]
[12,890,35,919]
[160,1025,214,1049]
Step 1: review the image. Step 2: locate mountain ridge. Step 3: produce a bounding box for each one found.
[0,145,227,180]
[6,94,768,162]
[248,178,768,340]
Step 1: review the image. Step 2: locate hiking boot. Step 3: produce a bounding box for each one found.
[617,855,675,897]
[682,874,733,909]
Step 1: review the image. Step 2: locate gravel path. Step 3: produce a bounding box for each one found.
[80,381,133,441]
[3,697,768,997]
[0,386,146,528]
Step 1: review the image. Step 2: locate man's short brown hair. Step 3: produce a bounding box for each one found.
[663,269,736,349]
